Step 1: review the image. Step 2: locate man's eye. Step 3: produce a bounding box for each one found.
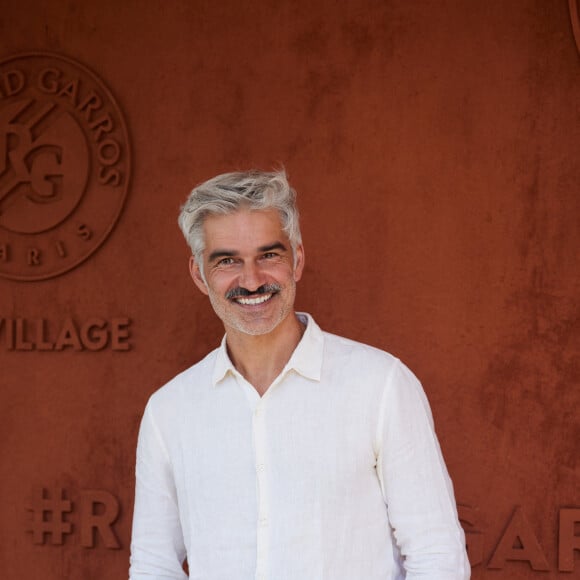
[262,252,278,259]
[217,257,235,266]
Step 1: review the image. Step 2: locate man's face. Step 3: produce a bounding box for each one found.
[190,208,304,337]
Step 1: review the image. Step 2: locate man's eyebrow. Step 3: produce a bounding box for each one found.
[208,242,287,263]
[208,249,238,263]
[258,242,288,253]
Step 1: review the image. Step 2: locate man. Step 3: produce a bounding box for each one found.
[129,170,470,579]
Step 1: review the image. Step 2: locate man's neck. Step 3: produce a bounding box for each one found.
[225,313,305,396]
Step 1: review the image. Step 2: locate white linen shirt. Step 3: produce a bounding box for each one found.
[130,313,470,580]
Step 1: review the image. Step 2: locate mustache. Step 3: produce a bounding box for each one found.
[226,283,281,300]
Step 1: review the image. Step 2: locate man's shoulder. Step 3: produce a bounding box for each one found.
[319,328,423,396]
[147,346,220,408]
[321,328,399,368]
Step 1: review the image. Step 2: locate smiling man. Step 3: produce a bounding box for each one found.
[191,206,304,395]
[129,170,471,580]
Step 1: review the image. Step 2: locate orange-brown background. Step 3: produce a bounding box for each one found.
[0,1,578,578]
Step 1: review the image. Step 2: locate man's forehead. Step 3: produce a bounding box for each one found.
[202,208,288,252]
[203,208,284,233]
[204,206,281,221]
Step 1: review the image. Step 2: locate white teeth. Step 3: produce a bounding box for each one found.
[236,294,272,305]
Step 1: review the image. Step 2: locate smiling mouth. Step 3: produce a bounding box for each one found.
[227,284,281,306]
[233,293,275,306]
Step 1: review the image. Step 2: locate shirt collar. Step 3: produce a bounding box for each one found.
[212,335,234,385]
[211,312,324,386]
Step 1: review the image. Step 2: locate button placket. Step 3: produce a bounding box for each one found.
[253,402,269,579]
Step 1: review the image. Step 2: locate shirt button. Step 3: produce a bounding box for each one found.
[256,464,265,472]
[259,516,268,527]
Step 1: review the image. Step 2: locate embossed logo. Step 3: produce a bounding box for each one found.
[0,53,131,281]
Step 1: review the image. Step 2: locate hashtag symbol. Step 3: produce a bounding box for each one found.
[27,487,73,545]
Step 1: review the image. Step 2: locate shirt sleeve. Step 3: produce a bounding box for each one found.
[129,401,189,580]
[376,360,471,579]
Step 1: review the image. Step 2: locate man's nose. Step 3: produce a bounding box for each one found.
[238,261,265,292]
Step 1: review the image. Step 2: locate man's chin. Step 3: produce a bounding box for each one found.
[223,309,290,337]
[230,319,279,336]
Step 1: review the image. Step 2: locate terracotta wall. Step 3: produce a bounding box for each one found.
[0,1,578,578]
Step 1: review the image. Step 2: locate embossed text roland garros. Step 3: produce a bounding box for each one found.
[0,52,131,281]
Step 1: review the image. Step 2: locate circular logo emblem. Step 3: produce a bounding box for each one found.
[0,52,131,281]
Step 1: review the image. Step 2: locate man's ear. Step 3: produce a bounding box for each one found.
[189,256,209,296]
[293,244,305,282]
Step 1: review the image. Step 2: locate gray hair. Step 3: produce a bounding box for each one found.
[178,169,302,269]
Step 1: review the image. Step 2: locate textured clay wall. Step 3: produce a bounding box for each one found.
[0,1,578,578]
